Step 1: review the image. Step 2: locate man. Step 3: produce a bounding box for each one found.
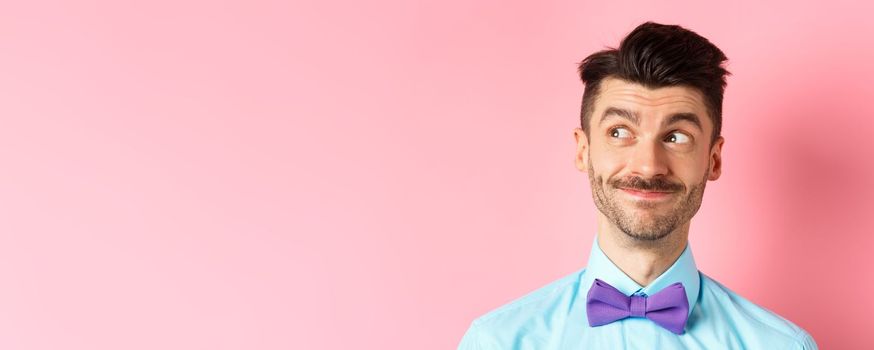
[457,22,817,349]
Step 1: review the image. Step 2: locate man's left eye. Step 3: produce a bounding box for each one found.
[666,132,691,144]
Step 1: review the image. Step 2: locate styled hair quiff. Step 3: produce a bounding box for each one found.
[577,21,731,147]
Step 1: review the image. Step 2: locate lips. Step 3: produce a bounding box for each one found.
[620,188,674,200]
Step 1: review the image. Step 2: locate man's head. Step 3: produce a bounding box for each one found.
[573,22,730,241]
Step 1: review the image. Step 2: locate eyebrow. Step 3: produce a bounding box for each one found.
[598,106,703,132]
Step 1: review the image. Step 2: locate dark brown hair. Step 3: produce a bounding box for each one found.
[577,21,730,147]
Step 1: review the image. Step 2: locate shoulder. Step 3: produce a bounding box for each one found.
[458,268,584,349]
[697,272,818,349]
[473,268,582,326]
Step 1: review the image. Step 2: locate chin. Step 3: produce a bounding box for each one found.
[623,230,673,241]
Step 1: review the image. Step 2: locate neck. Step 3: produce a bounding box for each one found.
[595,212,690,287]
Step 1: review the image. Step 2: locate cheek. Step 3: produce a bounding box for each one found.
[588,155,625,184]
[673,160,710,185]
[588,146,626,172]
[691,151,714,176]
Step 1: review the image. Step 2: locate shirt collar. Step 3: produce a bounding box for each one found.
[580,234,700,317]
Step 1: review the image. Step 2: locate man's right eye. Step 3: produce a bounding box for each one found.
[610,127,632,139]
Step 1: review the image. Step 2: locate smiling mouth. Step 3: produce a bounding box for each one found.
[619,188,675,200]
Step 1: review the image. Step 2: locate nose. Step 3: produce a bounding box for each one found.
[626,139,669,178]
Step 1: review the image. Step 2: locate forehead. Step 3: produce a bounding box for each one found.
[594,77,709,122]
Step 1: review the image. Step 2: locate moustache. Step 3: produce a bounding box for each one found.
[611,176,684,193]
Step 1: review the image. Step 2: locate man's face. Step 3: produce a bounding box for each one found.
[574,77,724,241]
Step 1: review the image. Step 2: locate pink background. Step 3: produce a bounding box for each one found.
[1,0,872,349]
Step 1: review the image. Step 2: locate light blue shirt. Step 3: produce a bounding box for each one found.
[458,235,817,349]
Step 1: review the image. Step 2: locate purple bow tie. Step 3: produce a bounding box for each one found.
[586,278,689,335]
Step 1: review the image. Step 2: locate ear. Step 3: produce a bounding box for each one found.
[573,128,589,172]
[708,136,724,181]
